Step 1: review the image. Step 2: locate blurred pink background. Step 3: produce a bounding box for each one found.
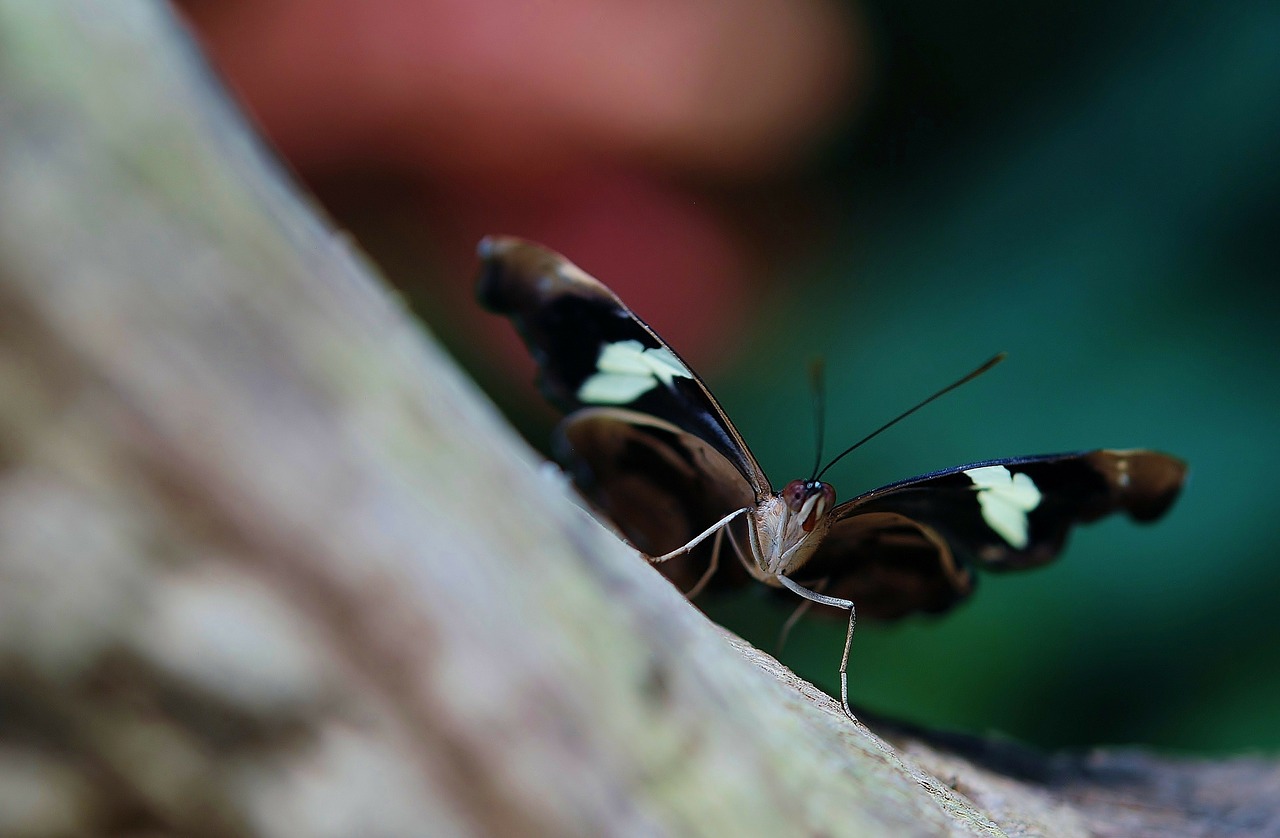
[178,0,864,377]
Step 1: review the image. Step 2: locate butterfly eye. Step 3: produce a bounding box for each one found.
[782,480,805,508]
[782,480,837,532]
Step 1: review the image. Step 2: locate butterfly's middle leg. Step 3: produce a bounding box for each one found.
[776,575,859,722]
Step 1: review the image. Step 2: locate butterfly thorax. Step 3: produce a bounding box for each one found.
[749,479,837,579]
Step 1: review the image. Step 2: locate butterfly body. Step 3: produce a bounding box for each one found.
[749,480,837,579]
[478,236,1186,713]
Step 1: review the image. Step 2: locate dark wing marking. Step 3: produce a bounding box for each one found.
[790,512,972,620]
[477,236,769,496]
[554,408,755,592]
[792,450,1186,619]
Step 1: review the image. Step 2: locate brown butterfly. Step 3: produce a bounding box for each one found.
[478,236,1187,717]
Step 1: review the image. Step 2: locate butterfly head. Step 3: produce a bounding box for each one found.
[753,479,837,577]
[782,479,836,534]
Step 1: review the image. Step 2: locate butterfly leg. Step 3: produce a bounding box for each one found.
[775,579,828,656]
[725,519,754,577]
[776,575,858,722]
[682,525,724,600]
[648,507,750,564]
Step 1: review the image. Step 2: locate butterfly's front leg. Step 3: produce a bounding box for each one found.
[647,506,751,564]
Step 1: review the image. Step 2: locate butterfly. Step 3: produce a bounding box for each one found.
[476,236,1187,718]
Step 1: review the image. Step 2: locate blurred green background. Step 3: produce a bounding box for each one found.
[184,1,1279,753]
[706,0,1280,753]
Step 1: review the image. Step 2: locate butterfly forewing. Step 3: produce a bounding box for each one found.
[793,450,1187,617]
[477,236,769,497]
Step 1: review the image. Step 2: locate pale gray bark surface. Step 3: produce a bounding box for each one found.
[0,4,1274,836]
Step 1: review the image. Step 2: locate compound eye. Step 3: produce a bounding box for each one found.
[782,480,809,512]
[782,481,837,532]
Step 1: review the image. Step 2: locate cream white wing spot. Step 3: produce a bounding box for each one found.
[577,340,693,404]
[1115,456,1132,488]
[964,465,1042,549]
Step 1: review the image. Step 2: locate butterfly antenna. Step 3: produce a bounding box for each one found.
[815,352,1006,481]
[809,357,827,480]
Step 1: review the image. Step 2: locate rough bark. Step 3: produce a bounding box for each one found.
[0,4,1274,837]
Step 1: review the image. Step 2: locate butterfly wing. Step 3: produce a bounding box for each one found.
[478,238,1188,617]
[478,236,770,497]
[554,408,757,591]
[791,450,1187,619]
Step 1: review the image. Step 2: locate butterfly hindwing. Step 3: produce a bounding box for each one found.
[793,449,1187,618]
[787,512,972,620]
[554,408,756,592]
[477,236,768,496]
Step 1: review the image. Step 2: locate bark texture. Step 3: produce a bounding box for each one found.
[0,4,1274,837]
